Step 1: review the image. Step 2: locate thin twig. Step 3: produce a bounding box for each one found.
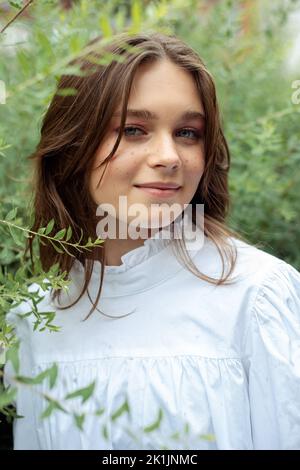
[0,218,104,251]
[0,0,34,35]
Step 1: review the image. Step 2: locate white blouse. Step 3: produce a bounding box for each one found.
[4,230,300,450]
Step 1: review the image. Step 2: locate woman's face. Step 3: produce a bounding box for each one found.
[89,58,205,237]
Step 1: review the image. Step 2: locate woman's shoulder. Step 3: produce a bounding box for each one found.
[228,236,300,306]
[193,233,298,286]
[192,234,300,324]
[229,235,300,285]
[228,237,300,347]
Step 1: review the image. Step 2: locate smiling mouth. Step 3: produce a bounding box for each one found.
[134,186,181,197]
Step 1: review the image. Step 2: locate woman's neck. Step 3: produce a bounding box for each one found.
[103,236,148,266]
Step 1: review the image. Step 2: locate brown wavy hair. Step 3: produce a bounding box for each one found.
[27,31,246,320]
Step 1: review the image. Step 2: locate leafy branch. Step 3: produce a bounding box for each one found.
[1,1,35,35]
[0,207,104,257]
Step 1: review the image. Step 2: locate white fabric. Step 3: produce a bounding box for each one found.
[3,228,300,450]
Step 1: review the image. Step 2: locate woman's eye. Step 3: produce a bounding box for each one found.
[116,126,202,140]
[123,126,144,136]
[177,128,201,140]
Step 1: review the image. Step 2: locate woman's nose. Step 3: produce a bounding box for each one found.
[147,132,182,169]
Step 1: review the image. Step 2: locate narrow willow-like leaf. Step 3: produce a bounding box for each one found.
[49,240,64,254]
[74,413,85,431]
[48,363,58,390]
[53,228,66,240]
[45,219,55,235]
[143,408,163,433]
[5,340,20,374]
[99,15,112,38]
[5,208,17,221]
[40,397,66,420]
[56,88,78,96]
[65,226,72,241]
[111,399,130,421]
[65,381,96,404]
[0,387,17,409]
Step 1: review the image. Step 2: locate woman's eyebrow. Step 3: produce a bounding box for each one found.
[112,109,205,121]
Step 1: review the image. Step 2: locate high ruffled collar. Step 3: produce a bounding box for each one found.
[94,226,173,275]
[70,217,207,298]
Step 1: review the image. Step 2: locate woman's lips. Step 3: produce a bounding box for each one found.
[135,186,181,197]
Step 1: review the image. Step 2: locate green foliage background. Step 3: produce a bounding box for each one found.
[0,0,299,450]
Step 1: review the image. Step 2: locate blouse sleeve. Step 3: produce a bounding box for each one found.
[243,259,300,450]
[3,299,42,450]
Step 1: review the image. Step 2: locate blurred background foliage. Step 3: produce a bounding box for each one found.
[0,0,300,449]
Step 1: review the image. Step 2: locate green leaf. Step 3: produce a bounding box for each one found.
[35,31,53,55]
[95,407,105,416]
[40,403,54,419]
[15,375,38,385]
[53,228,66,240]
[69,36,82,54]
[16,364,58,387]
[85,236,93,247]
[74,413,85,431]
[114,7,125,30]
[65,226,72,241]
[7,224,22,246]
[65,381,96,404]
[5,340,20,374]
[184,422,190,435]
[56,88,78,97]
[199,433,216,442]
[9,0,23,9]
[45,219,55,235]
[48,363,58,389]
[111,399,130,421]
[94,238,104,245]
[5,208,17,221]
[51,242,64,254]
[99,15,112,38]
[131,0,142,31]
[40,397,66,419]
[16,371,48,385]
[102,424,109,441]
[0,387,17,409]
[17,50,31,76]
[143,408,163,433]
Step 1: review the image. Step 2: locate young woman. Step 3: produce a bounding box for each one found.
[4,31,300,450]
